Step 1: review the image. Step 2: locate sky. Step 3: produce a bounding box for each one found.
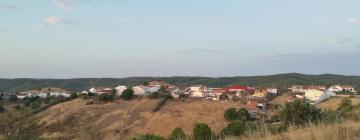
[0,0,360,78]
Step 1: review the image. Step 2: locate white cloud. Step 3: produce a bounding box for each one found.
[53,0,72,11]
[45,16,63,25]
[348,18,360,24]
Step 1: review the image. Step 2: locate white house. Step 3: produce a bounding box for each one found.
[38,93,48,98]
[50,92,71,97]
[189,85,207,97]
[328,85,357,93]
[89,87,113,94]
[289,85,306,93]
[132,86,160,96]
[267,88,278,95]
[133,86,146,95]
[304,89,334,102]
[115,85,127,96]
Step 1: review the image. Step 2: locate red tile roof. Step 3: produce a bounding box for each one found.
[244,101,258,110]
[224,85,248,91]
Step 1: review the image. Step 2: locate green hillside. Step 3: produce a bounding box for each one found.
[1,73,360,94]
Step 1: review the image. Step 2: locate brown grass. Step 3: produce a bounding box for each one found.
[316,97,360,110]
[36,98,243,140]
[228,122,360,140]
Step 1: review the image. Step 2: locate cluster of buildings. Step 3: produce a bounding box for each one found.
[184,85,277,101]
[83,81,278,102]
[16,87,71,99]
[290,85,357,103]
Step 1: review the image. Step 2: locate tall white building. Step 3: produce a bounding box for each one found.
[115,85,127,96]
[189,85,207,97]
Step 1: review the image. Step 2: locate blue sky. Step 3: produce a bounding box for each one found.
[1,0,360,78]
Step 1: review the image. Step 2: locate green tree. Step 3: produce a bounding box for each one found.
[321,109,342,124]
[8,95,17,102]
[121,88,134,100]
[221,120,247,137]
[169,127,186,140]
[224,108,238,121]
[237,108,251,121]
[193,123,212,140]
[98,93,115,102]
[279,99,321,126]
[224,108,250,121]
[337,98,352,117]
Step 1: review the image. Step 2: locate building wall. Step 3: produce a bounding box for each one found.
[115,86,127,96]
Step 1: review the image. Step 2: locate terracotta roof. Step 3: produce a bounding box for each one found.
[244,101,258,110]
[225,85,248,90]
[308,86,326,90]
[340,85,354,89]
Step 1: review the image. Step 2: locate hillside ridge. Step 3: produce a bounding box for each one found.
[1,73,360,94]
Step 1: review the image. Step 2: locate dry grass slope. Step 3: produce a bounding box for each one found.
[229,122,360,140]
[36,98,243,140]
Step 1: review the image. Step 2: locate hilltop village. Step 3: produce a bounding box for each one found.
[1,80,357,120]
[1,79,360,140]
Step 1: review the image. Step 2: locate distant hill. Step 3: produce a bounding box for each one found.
[1,73,360,94]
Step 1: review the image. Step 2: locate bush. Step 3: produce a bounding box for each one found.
[221,120,247,137]
[224,108,250,121]
[267,123,287,134]
[279,99,321,126]
[193,123,212,140]
[224,108,238,121]
[321,109,342,124]
[132,134,166,140]
[0,103,5,113]
[169,127,186,140]
[98,93,115,102]
[153,96,170,112]
[121,88,134,100]
[70,93,78,99]
[0,113,43,140]
[30,101,41,109]
[8,95,17,102]
[337,98,352,117]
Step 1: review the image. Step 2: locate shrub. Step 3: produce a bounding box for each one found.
[267,123,287,134]
[224,108,250,121]
[221,120,247,137]
[337,98,352,117]
[0,113,43,140]
[8,95,17,102]
[132,134,166,140]
[237,108,251,121]
[153,96,170,112]
[193,123,212,140]
[98,93,115,102]
[321,109,342,124]
[30,101,41,109]
[169,127,186,140]
[70,93,78,99]
[279,99,321,126]
[121,88,134,100]
[224,108,238,121]
[0,103,5,113]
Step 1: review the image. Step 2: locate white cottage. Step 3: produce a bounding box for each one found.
[328,85,357,93]
[189,85,207,98]
[115,85,127,96]
[304,89,334,102]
